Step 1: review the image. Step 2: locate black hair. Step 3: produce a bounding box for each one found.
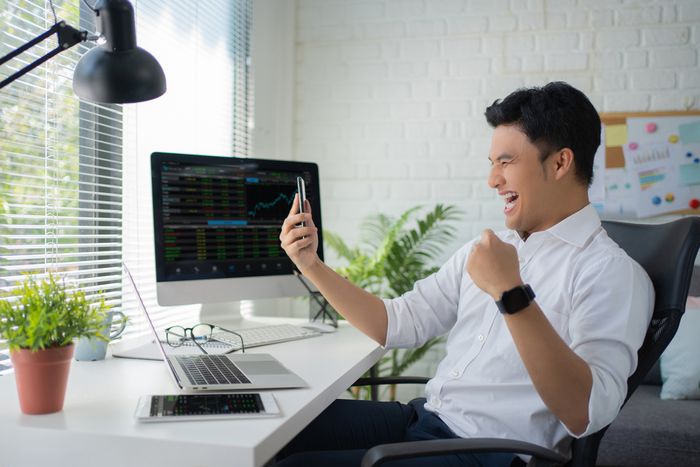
[484,81,601,187]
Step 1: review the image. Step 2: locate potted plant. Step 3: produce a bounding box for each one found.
[0,273,110,414]
[324,204,461,400]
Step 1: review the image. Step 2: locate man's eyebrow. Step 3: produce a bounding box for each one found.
[487,153,516,163]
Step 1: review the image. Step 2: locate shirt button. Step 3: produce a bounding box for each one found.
[477,334,484,341]
[450,369,460,378]
[518,256,525,264]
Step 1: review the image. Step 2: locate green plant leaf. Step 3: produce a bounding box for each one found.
[323,231,358,262]
[0,273,114,352]
[324,204,462,400]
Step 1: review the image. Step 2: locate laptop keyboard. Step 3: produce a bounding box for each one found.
[176,355,251,385]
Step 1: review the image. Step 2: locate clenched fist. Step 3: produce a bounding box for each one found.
[466,229,523,300]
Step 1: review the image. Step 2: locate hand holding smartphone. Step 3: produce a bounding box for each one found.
[296,176,307,228]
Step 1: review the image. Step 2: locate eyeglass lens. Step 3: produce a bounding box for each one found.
[166,324,213,346]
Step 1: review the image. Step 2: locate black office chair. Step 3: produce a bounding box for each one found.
[353,217,700,467]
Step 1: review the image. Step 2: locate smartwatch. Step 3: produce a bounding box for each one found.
[496,284,535,315]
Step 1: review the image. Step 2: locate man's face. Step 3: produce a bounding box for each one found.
[487,124,557,237]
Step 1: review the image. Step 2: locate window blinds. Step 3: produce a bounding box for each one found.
[0,0,252,364]
[118,0,253,342]
[0,0,116,372]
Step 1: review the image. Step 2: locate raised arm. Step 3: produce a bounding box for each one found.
[280,194,388,345]
[467,229,593,435]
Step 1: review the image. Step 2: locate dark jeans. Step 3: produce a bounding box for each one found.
[275,398,520,467]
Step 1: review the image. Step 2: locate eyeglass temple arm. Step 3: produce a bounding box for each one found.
[191,337,209,355]
[215,326,246,353]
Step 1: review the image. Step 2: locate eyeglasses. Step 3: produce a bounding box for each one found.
[165,323,245,355]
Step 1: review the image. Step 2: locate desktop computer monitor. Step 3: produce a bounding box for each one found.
[151,152,324,307]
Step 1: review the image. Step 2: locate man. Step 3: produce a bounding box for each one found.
[276,82,654,467]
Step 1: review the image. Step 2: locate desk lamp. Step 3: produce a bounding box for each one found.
[0,0,166,104]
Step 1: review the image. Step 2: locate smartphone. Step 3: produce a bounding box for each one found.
[134,392,281,422]
[296,176,307,227]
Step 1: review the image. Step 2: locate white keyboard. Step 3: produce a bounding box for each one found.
[211,324,321,350]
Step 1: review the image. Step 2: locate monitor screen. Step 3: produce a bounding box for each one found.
[151,152,323,306]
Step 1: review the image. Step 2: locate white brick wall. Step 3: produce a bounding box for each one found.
[279,0,700,397]
[292,0,700,251]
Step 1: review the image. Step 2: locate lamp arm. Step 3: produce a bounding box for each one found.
[0,21,88,90]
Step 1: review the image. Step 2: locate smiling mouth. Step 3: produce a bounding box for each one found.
[502,191,519,213]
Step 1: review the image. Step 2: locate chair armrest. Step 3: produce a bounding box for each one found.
[361,438,568,467]
[352,376,430,387]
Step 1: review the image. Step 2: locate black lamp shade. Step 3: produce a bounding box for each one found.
[73,46,166,103]
[72,0,166,104]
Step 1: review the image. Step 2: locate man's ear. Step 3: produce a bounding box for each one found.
[551,148,575,181]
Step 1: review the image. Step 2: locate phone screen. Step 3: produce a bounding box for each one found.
[296,176,306,227]
[151,393,264,417]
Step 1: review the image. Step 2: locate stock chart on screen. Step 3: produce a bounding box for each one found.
[152,155,321,281]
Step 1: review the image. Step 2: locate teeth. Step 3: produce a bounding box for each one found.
[502,191,517,212]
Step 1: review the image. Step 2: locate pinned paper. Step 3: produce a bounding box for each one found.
[605,124,628,147]
[680,163,700,185]
[623,142,689,217]
[602,115,700,218]
[602,168,638,217]
[679,121,700,144]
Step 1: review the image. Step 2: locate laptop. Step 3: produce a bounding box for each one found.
[124,264,308,391]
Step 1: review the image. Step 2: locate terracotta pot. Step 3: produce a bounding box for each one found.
[10,343,74,415]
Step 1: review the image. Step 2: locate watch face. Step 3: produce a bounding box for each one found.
[502,288,528,311]
[499,285,535,314]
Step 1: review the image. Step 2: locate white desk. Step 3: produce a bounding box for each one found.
[0,323,384,467]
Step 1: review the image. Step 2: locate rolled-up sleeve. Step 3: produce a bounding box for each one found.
[383,242,473,349]
[566,255,654,437]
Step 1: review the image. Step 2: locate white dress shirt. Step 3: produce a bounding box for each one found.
[382,204,654,457]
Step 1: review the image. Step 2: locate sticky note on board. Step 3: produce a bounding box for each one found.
[678,121,700,144]
[605,124,628,147]
[680,163,700,185]
[606,146,625,168]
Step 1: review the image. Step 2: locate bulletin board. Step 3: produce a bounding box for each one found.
[590,111,700,218]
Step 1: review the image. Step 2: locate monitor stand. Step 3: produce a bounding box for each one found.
[200,297,312,327]
[199,301,243,326]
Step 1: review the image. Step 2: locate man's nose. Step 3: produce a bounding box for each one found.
[488,166,503,189]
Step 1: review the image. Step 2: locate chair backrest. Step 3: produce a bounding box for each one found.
[567,217,700,467]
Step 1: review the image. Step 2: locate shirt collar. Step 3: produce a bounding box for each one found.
[544,203,601,248]
[502,204,601,249]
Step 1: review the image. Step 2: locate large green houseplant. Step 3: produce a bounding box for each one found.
[0,274,110,414]
[324,204,461,400]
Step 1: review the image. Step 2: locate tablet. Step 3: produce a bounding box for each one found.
[134,392,281,422]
